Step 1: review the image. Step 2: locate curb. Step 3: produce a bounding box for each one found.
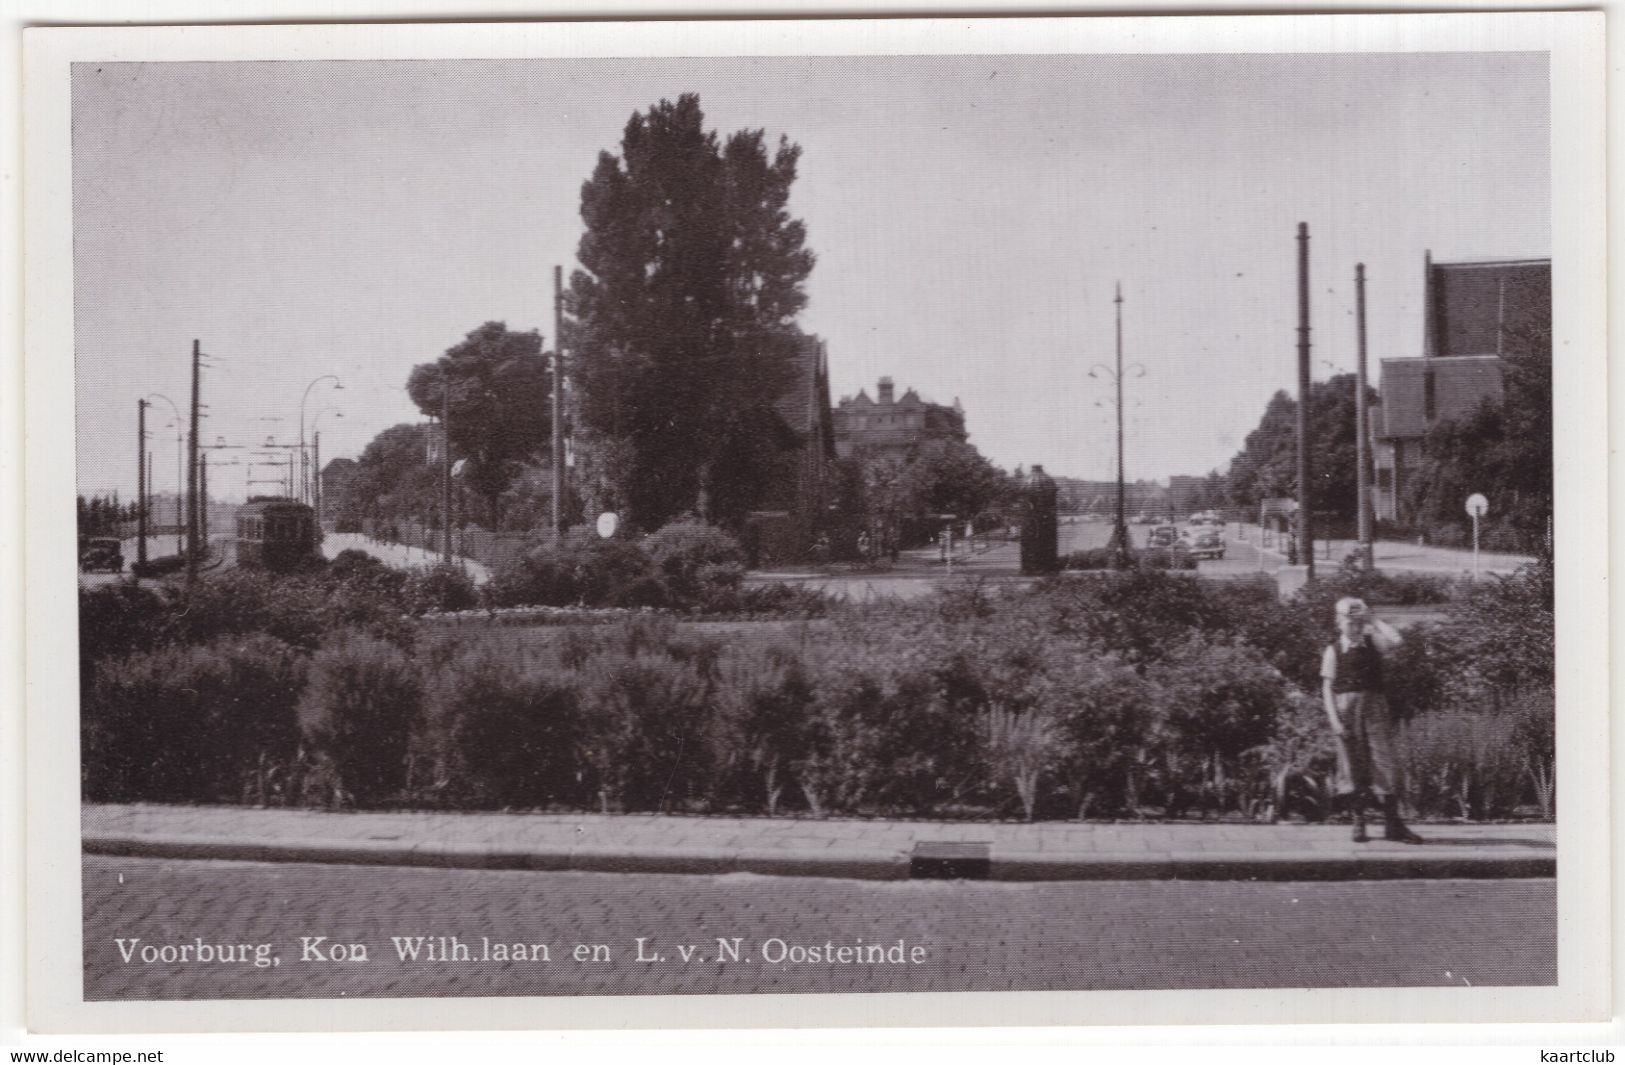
[83,834,1551,882]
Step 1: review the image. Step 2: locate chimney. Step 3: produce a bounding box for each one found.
[878,376,895,405]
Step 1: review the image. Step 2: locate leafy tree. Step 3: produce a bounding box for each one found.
[897,438,1015,526]
[332,423,440,531]
[1404,323,1551,551]
[567,93,816,531]
[407,321,551,529]
[1226,374,1374,522]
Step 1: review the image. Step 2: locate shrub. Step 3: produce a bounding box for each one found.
[709,641,816,815]
[1509,686,1556,818]
[572,651,713,812]
[792,643,899,817]
[297,632,422,805]
[1030,570,1230,666]
[1398,709,1526,820]
[1145,637,1289,805]
[1046,650,1159,819]
[162,570,327,651]
[84,634,307,804]
[1430,558,1554,705]
[1151,548,1196,571]
[484,533,663,609]
[484,543,580,608]
[404,562,480,615]
[419,645,580,809]
[326,549,409,600]
[79,582,168,678]
[643,520,746,607]
[1062,548,1121,571]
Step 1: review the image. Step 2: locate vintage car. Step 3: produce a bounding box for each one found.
[1146,524,1181,549]
[1185,526,1226,561]
[79,537,124,573]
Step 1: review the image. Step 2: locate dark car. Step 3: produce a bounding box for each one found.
[1147,525,1180,549]
[1185,526,1226,561]
[79,537,124,573]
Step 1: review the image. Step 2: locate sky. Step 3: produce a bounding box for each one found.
[71,52,1549,501]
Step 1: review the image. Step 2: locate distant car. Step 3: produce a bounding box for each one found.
[132,554,186,579]
[1147,525,1180,549]
[79,537,124,573]
[1186,526,1226,560]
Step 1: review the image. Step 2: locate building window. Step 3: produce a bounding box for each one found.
[1423,371,1436,421]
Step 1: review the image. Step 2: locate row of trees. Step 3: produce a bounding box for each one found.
[327,95,814,539]
[1226,373,1373,527]
[333,93,1016,554]
[77,494,138,539]
[1224,324,1550,551]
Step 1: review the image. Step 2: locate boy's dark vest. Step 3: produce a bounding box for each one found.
[1330,635,1384,693]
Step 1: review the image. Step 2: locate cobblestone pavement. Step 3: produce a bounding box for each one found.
[83,857,1554,1000]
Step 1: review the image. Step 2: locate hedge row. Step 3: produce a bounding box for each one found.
[82,560,1556,820]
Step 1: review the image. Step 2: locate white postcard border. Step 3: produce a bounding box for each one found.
[21,11,1610,1035]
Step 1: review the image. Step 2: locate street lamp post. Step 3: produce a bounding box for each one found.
[299,375,343,508]
[1091,282,1146,568]
[145,393,185,555]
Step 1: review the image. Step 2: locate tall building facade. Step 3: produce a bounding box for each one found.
[1373,255,1550,523]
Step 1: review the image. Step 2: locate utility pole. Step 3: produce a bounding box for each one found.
[199,452,209,551]
[313,431,322,528]
[1355,263,1373,571]
[136,399,149,567]
[187,339,201,582]
[1112,283,1128,566]
[1295,224,1315,581]
[552,264,566,538]
[441,377,452,562]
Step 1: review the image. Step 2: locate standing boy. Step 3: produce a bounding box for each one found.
[1321,597,1423,843]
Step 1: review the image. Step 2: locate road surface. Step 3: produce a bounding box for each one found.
[83,856,1554,1000]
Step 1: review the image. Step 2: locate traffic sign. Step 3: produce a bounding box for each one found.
[1465,493,1489,518]
[596,512,619,539]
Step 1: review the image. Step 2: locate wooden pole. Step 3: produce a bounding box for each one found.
[187,339,200,581]
[1355,263,1373,571]
[442,379,452,562]
[552,264,566,537]
[1295,225,1315,581]
[136,399,149,566]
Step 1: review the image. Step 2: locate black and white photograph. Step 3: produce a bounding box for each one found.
[19,12,1609,1036]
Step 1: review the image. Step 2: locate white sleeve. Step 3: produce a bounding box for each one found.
[1320,644,1337,683]
[1369,618,1403,652]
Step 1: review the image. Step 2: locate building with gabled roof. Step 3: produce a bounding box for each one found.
[832,376,967,463]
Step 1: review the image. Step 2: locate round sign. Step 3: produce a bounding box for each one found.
[596,512,619,539]
[1464,493,1489,518]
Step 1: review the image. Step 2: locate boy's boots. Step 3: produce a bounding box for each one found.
[1383,795,1424,844]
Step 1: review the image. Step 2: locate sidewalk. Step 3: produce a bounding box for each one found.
[83,804,1555,882]
[322,531,492,585]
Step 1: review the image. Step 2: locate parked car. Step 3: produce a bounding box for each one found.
[132,554,186,579]
[1147,524,1180,549]
[1185,526,1226,561]
[79,537,124,573]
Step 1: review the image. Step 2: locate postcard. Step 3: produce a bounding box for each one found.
[20,11,1609,1035]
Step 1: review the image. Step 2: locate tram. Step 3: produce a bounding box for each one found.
[235,497,322,572]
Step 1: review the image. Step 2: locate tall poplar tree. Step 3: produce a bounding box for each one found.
[567,94,816,531]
